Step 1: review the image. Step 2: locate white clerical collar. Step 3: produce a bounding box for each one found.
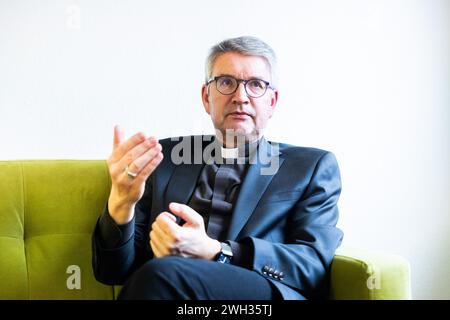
[220,146,239,159]
[219,138,262,160]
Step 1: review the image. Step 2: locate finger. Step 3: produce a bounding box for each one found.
[116,151,162,186]
[149,230,164,257]
[154,212,179,235]
[111,132,147,163]
[150,237,164,258]
[111,138,159,179]
[124,142,162,175]
[113,125,125,150]
[127,137,159,164]
[161,211,177,223]
[152,222,176,247]
[133,151,164,183]
[169,202,203,227]
[150,233,170,258]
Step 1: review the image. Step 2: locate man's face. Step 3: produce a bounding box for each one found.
[201,52,278,146]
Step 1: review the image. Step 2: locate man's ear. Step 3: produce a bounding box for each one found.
[201,84,211,114]
[268,89,278,119]
[271,90,278,107]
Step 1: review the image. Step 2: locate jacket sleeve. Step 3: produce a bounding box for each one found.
[245,151,344,298]
[92,178,154,285]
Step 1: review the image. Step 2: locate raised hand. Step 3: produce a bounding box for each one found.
[107,125,163,225]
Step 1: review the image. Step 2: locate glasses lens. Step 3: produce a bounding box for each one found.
[245,79,267,97]
[216,76,237,95]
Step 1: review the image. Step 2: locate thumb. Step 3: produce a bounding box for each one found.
[169,202,203,227]
[113,125,125,150]
[161,211,177,223]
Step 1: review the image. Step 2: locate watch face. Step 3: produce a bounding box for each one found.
[217,253,231,264]
[216,242,232,264]
[221,242,233,256]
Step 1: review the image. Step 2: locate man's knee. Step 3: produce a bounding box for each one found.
[138,256,187,280]
[118,256,190,299]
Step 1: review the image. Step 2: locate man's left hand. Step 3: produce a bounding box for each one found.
[149,202,221,260]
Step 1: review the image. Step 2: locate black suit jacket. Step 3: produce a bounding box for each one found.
[92,136,343,299]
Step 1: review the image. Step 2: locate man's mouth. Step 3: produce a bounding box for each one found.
[228,111,251,117]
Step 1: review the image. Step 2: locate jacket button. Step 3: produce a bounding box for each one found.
[268,268,274,274]
[262,266,269,275]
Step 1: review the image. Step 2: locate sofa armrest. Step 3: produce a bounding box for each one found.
[330,247,411,300]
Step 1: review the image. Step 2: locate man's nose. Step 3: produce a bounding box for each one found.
[232,82,250,104]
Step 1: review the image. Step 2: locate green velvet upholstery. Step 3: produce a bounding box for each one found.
[331,247,411,299]
[0,160,115,299]
[0,160,411,300]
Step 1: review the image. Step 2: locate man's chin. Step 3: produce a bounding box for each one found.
[216,127,259,142]
[222,127,250,136]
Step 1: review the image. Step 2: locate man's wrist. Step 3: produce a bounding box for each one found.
[208,239,222,260]
[107,201,135,225]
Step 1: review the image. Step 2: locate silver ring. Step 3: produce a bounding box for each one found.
[125,165,138,178]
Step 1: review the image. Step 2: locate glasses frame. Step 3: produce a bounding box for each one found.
[206,75,274,98]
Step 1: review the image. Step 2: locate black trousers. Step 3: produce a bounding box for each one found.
[118,256,281,300]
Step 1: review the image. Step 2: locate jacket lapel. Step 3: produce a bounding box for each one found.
[163,136,213,214]
[226,139,284,240]
[164,163,204,210]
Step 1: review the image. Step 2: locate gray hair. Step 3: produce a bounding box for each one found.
[205,36,278,88]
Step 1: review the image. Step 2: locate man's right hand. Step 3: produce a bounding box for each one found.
[106,125,163,225]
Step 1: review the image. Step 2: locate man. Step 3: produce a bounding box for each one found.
[92,36,343,300]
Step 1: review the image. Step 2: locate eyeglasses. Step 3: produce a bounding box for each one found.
[206,75,274,98]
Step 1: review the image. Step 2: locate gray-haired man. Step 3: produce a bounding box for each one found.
[92,36,343,300]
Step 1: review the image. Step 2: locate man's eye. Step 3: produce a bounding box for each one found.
[219,78,233,86]
[249,80,264,89]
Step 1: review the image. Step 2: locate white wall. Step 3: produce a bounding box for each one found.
[0,0,448,299]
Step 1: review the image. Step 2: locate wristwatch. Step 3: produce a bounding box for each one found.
[216,241,233,264]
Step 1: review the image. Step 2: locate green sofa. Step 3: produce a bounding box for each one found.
[0,160,411,300]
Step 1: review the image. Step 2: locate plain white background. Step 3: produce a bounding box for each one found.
[0,0,449,299]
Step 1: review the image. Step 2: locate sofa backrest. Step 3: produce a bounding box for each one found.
[0,160,117,299]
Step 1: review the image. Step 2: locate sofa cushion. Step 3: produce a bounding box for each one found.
[0,160,116,299]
